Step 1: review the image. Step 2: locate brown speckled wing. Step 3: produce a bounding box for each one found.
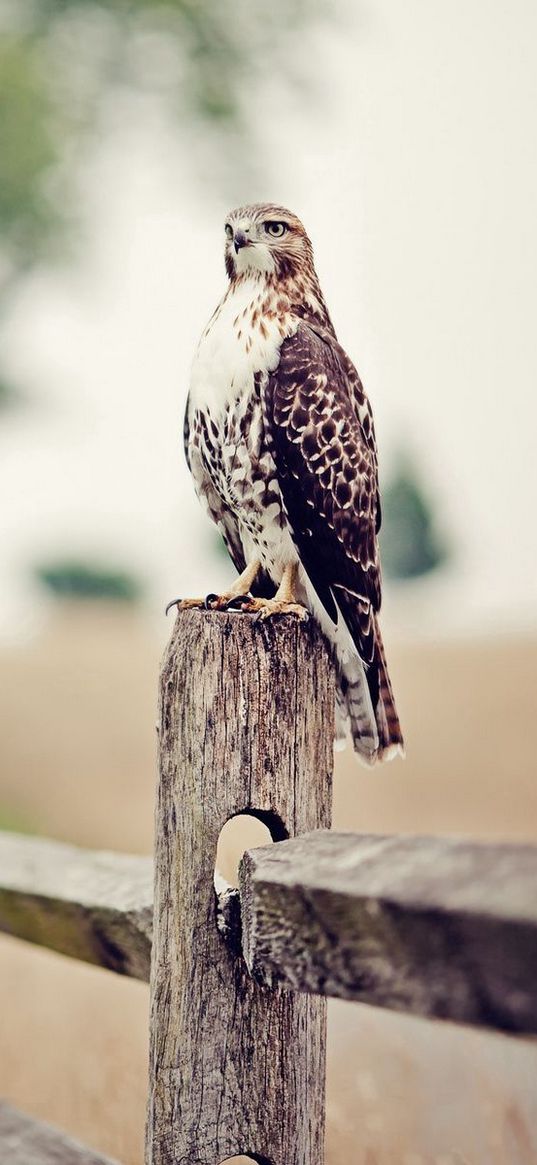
[265,322,382,666]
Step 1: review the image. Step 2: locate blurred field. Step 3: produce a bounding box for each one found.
[1,603,537,1164]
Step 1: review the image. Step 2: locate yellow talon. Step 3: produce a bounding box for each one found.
[238,595,309,621]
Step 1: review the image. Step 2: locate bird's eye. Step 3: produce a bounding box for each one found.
[225,223,233,239]
[264,221,287,238]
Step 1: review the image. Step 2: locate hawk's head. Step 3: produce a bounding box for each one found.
[224,203,314,282]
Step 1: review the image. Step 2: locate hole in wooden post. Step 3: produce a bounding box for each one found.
[214,811,288,949]
[219,1156,273,1164]
[214,810,287,890]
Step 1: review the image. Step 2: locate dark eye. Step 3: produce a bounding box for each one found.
[264,221,287,238]
[225,223,233,239]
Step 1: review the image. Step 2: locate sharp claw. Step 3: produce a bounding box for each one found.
[165,598,181,616]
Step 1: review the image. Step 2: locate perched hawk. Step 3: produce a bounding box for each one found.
[179,203,404,764]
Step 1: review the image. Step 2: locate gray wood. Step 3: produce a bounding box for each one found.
[0,831,152,980]
[0,1101,119,1164]
[145,609,334,1165]
[240,830,537,1035]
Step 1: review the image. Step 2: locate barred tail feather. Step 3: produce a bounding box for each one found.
[302,575,404,765]
[332,601,404,765]
[370,616,405,761]
[336,639,404,764]
[335,651,379,766]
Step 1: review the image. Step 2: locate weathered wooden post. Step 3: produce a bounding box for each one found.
[146,609,334,1165]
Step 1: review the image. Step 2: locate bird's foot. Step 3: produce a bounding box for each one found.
[205,591,251,611]
[165,596,209,615]
[166,561,263,617]
[165,592,253,615]
[234,596,309,621]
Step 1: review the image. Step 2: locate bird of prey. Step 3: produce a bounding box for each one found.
[177,203,404,764]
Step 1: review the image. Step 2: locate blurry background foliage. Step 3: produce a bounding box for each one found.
[380,453,448,581]
[35,560,142,600]
[0,0,327,297]
[0,0,448,590]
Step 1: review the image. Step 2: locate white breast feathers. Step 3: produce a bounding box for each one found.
[189,277,296,418]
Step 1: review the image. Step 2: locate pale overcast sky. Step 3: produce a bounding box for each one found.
[1,0,536,640]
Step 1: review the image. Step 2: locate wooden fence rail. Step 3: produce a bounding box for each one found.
[0,1101,119,1165]
[2,828,537,1036]
[0,832,152,979]
[0,610,536,1164]
[241,830,537,1035]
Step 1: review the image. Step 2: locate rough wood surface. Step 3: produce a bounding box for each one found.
[241,830,537,1034]
[145,609,334,1165]
[0,831,153,980]
[0,1101,120,1164]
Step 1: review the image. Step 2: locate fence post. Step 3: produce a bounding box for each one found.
[145,608,334,1165]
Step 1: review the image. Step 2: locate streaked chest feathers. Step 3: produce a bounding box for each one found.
[187,278,297,554]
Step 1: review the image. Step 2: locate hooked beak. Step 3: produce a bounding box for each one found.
[233,228,249,254]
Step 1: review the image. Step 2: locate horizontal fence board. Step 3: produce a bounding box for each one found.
[0,1101,120,1164]
[240,831,537,1035]
[3,827,537,1036]
[0,831,152,981]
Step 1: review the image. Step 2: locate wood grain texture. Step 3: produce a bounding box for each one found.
[145,609,334,1165]
[0,1101,120,1164]
[241,830,537,1034]
[0,831,152,980]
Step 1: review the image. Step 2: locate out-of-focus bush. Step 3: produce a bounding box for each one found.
[381,452,449,580]
[35,559,143,601]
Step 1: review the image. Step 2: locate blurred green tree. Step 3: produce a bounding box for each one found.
[35,559,143,600]
[0,0,328,298]
[0,33,63,291]
[0,0,330,407]
[380,451,449,581]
